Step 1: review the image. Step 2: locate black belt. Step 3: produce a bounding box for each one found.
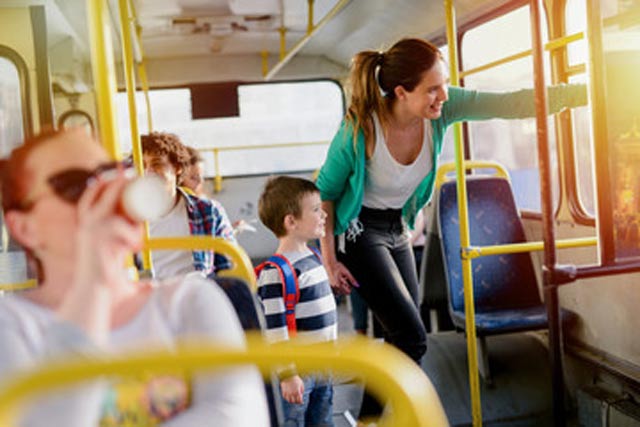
[359,206,403,221]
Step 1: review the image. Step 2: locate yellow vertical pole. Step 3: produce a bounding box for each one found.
[128,0,153,133]
[279,27,287,61]
[307,0,315,34]
[87,0,139,277]
[444,1,482,426]
[137,60,153,132]
[86,0,120,159]
[118,0,152,272]
[261,50,269,77]
[214,149,222,193]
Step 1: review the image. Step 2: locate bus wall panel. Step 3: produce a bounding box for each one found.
[523,218,640,369]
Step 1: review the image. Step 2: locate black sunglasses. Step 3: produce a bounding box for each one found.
[22,159,134,208]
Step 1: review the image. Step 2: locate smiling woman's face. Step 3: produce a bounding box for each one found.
[397,59,450,120]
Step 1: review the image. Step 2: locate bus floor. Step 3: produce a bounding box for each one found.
[423,331,557,426]
[334,297,584,427]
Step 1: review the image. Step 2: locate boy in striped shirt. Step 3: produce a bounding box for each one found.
[257,176,338,427]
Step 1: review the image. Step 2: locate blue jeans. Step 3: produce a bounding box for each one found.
[281,374,334,427]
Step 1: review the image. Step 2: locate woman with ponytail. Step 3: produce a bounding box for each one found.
[316,37,586,421]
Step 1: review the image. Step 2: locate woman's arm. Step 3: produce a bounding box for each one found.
[442,83,588,124]
[320,200,357,294]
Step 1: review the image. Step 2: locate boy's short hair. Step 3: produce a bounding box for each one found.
[141,132,190,171]
[258,176,319,238]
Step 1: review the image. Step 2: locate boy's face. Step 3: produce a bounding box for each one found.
[181,161,205,196]
[143,152,179,198]
[289,192,327,241]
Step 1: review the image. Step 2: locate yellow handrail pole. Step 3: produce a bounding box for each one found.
[444,1,482,426]
[118,0,152,272]
[88,0,141,276]
[0,336,449,427]
[202,140,329,153]
[566,63,586,77]
[86,0,120,159]
[261,50,269,77]
[0,280,37,292]
[137,61,153,132]
[307,0,315,34]
[127,0,153,132]
[145,236,256,289]
[278,26,287,61]
[460,32,584,78]
[265,0,351,80]
[465,237,598,259]
[435,160,510,189]
[213,148,222,193]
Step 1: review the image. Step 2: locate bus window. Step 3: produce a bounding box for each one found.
[0,55,25,156]
[566,0,595,217]
[116,80,344,178]
[461,5,557,212]
[596,2,640,261]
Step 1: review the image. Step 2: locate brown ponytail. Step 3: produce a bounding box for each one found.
[344,38,443,153]
[345,50,388,150]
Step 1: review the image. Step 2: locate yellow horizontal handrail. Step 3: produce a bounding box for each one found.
[0,335,449,427]
[199,141,329,193]
[144,236,256,289]
[436,160,509,189]
[0,280,37,292]
[436,162,598,260]
[463,237,598,259]
[460,31,584,78]
[199,140,329,153]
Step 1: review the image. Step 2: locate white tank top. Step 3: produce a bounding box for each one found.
[362,113,433,209]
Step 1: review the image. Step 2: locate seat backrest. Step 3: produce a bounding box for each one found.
[212,276,265,331]
[438,177,542,314]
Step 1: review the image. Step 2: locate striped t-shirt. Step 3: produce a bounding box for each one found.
[256,248,337,343]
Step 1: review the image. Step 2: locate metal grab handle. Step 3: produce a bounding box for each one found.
[144,236,256,289]
[0,335,449,427]
[435,160,510,189]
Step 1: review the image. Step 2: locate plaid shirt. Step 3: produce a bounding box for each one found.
[181,188,236,274]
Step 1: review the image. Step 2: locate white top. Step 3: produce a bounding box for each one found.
[0,274,269,427]
[149,196,195,279]
[362,113,433,209]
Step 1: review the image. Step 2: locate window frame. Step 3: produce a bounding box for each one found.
[0,45,33,141]
[118,77,346,178]
[457,0,557,219]
[560,0,597,226]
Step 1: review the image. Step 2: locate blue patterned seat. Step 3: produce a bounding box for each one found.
[438,176,570,336]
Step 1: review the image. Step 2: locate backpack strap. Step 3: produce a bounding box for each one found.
[307,245,322,262]
[255,255,299,337]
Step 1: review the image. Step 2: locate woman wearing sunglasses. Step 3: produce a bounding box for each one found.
[0,128,269,427]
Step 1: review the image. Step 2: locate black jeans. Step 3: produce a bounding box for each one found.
[338,207,427,417]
